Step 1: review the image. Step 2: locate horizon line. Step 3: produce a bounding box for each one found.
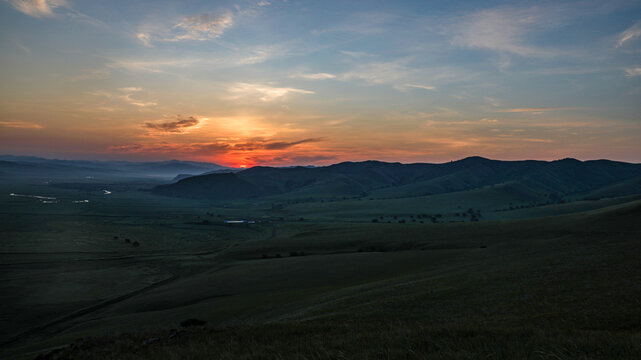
[2,153,640,167]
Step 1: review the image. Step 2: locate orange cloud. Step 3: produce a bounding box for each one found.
[107,137,326,166]
[0,120,43,129]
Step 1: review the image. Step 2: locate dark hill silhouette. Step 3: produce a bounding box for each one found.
[152,157,641,200]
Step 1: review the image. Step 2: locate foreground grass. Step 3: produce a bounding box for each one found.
[34,320,641,360]
[2,182,639,359]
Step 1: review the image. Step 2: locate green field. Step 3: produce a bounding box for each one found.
[1,176,640,359]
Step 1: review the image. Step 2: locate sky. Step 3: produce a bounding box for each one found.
[1,0,640,167]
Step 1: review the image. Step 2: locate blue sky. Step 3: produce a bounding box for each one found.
[1,0,640,166]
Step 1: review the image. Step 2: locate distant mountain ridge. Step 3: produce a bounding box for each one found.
[0,155,231,179]
[152,157,641,201]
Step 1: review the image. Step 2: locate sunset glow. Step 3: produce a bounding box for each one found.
[1,0,640,166]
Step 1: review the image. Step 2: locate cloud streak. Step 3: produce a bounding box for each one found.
[448,5,566,58]
[228,83,314,101]
[109,137,324,154]
[624,67,641,77]
[90,87,156,108]
[144,116,200,133]
[617,21,641,48]
[170,12,234,41]
[137,11,234,46]
[0,120,43,129]
[5,0,102,25]
[5,0,67,18]
[341,61,410,84]
[294,73,336,80]
[396,83,436,92]
[497,107,576,113]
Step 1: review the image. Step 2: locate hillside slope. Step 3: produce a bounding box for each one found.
[16,199,641,359]
[153,157,641,201]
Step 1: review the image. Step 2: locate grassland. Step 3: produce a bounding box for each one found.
[1,176,640,359]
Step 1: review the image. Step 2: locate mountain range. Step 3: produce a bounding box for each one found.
[0,155,230,179]
[152,157,641,201]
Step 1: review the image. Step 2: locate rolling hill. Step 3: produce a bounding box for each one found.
[152,157,641,201]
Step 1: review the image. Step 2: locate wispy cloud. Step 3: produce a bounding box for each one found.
[292,72,336,80]
[11,38,31,53]
[5,0,67,18]
[624,67,641,77]
[136,33,152,47]
[108,58,199,74]
[341,61,410,84]
[617,21,641,48]
[498,107,576,113]
[144,115,200,133]
[396,83,436,91]
[0,120,43,129]
[5,0,102,25]
[340,50,376,59]
[228,83,314,101]
[137,11,234,46]
[237,44,288,65]
[448,6,565,58]
[484,97,501,107]
[89,87,156,108]
[117,87,156,107]
[170,12,234,41]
